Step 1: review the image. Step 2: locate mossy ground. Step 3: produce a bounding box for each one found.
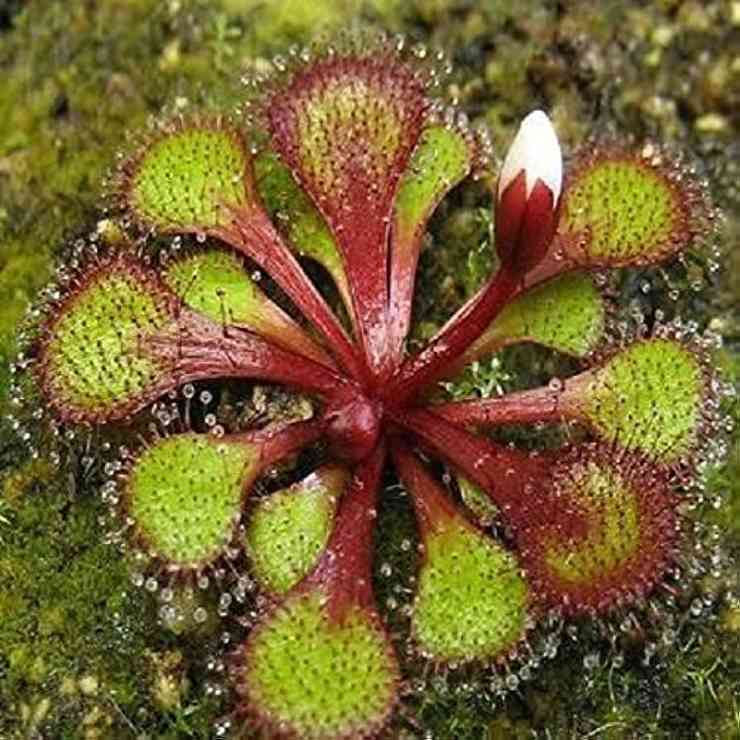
[1,0,738,738]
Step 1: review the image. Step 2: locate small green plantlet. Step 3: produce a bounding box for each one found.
[10,31,730,740]
[457,475,500,527]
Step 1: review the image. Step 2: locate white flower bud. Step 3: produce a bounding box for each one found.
[494,111,563,273]
[498,110,562,204]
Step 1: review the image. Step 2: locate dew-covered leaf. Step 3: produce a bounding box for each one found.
[36,251,343,425]
[555,143,710,268]
[389,125,474,359]
[457,475,499,527]
[564,337,707,462]
[395,446,530,664]
[516,446,676,615]
[237,590,398,739]
[37,254,178,423]
[265,49,431,369]
[392,125,473,247]
[121,120,252,233]
[120,120,361,377]
[462,273,606,364]
[162,248,332,366]
[413,521,529,663]
[236,447,398,739]
[245,465,348,594]
[123,433,260,568]
[254,151,351,312]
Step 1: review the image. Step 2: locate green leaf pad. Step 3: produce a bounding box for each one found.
[246,466,347,594]
[573,338,704,461]
[393,125,472,247]
[559,148,698,266]
[466,273,606,360]
[125,434,259,567]
[544,464,640,585]
[39,257,174,422]
[241,591,397,739]
[162,247,331,364]
[126,124,249,231]
[413,522,529,662]
[267,56,426,211]
[518,452,676,614]
[162,249,264,326]
[254,151,351,307]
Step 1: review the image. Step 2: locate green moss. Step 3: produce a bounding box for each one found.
[128,126,249,231]
[578,338,704,461]
[370,476,419,632]
[242,591,397,738]
[245,466,345,594]
[704,348,740,538]
[0,458,155,737]
[126,434,258,566]
[413,522,529,662]
[411,204,494,347]
[560,156,679,265]
[220,0,405,45]
[469,273,606,359]
[0,244,51,402]
[43,261,172,417]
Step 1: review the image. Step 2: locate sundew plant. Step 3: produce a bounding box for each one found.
[8,32,733,739]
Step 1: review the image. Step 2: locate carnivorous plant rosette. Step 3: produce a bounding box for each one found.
[10,34,729,739]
